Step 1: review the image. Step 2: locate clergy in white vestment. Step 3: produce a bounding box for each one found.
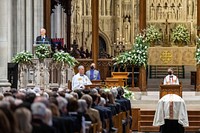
[163,67,179,85]
[72,65,92,90]
[153,94,189,133]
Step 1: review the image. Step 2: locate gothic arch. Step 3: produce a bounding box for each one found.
[85,31,112,56]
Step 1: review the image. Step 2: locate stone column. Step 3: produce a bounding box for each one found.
[34,0,44,40]
[92,0,99,66]
[0,0,12,90]
[26,0,33,52]
[17,0,26,52]
[56,4,62,38]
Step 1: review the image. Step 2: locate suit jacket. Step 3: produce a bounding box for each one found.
[36,35,51,44]
[86,108,102,132]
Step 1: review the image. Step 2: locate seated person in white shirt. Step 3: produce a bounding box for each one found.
[163,68,179,85]
[72,65,92,90]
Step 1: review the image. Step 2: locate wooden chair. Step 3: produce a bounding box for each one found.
[89,123,98,133]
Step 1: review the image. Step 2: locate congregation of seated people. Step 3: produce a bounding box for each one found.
[0,86,132,133]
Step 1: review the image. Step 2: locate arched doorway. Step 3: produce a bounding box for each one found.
[99,36,107,58]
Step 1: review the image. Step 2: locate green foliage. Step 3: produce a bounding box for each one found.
[171,24,190,44]
[52,51,79,67]
[12,51,33,64]
[113,50,135,67]
[195,37,200,64]
[145,25,162,44]
[35,44,51,60]
[123,89,134,100]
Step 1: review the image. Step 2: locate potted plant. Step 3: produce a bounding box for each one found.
[145,25,162,46]
[171,24,190,46]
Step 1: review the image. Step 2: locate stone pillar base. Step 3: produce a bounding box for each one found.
[0,80,11,93]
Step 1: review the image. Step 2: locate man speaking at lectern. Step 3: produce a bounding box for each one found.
[36,28,51,44]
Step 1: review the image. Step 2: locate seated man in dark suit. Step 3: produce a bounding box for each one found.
[36,28,51,44]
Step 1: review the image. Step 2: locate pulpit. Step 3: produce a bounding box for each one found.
[112,72,128,86]
[159,82,182,99]
[104,72,128,87]
[84,80,103,89]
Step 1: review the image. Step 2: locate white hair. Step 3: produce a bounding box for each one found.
[78,65,84,70]
[31,102,46,117]
[56,96,68,111]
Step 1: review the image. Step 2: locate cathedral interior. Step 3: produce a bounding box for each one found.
[0,0,200,133]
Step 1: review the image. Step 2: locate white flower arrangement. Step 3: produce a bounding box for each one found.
[12,51,33,64]
[113,34,149,67]
[35,44,51,60]
[171,24,190,45]
[195,36,200,64]
[132,34,149,67]
[145,25,162,44]
[52,51,79,67]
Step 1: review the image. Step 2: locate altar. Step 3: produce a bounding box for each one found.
[148,47,196,66]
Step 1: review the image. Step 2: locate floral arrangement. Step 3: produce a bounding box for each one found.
[113,50,135,67]
[35,44,51,60]
[123,88,135,100]
[12,51,33,64]
[52,51,79,67]
[171,24,190,45]
[195,36,200,64]
[131,34,149,67]
[113,34,149,67]
[145,25,162,44]
[103,87,135,100]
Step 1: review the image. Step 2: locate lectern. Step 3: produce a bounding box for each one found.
[111,72,128,86]
[159,82,182,99]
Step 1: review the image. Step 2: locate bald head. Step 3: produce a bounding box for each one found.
[168,68,173,75]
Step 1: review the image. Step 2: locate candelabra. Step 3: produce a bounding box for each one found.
[114,34,126,55]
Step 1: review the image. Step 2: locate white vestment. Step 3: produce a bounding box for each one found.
[153,94,189,127]
[72,73,92,90]
[163,74,179,85]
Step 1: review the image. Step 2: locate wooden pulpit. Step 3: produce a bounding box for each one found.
[84,84,102,89]
[160,82,182,98]
[105,78,121,87]
[112,72,128,86]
